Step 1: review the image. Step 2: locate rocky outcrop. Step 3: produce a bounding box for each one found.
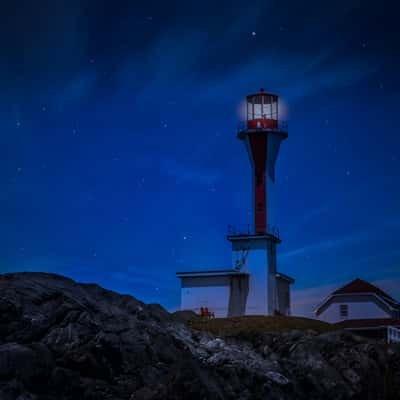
[0,272,399,400]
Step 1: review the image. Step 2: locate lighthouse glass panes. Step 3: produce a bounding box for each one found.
[246,93,278,130]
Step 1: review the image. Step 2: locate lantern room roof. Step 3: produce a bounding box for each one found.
[246,88,278,99]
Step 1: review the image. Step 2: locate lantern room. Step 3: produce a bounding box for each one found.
[246,89,278,129]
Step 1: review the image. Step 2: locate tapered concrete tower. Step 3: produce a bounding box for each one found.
[227,89,291,315]
[239,89,287,232]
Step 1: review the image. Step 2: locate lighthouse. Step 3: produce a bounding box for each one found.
[176,89,294,317]
[238,89,287,234]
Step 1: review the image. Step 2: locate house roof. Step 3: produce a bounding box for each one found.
[315,278,399,315]
[333,278,398,306]
[336,318,400,329]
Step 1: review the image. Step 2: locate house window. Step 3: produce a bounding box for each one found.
[340,304,348,318]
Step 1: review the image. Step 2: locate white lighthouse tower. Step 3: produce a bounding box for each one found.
[177,89,294,317]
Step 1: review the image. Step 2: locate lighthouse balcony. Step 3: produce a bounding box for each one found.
[237,119,288,134]
[227,224,280,240]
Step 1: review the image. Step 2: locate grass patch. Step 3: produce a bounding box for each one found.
[188,315,335,337]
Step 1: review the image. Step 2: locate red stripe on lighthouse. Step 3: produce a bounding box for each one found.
[248,133,268,234]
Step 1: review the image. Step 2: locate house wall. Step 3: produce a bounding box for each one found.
[318,298,391,323]
[228,274,249,317]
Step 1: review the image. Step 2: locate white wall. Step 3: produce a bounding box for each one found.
[231,238,277,315]
[318,299,391,323]
[245,248,268,315]
[276,278,290,316]
[181,285,230,318]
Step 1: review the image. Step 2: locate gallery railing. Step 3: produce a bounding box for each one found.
[237,120,288,133]
[227,224,280,239]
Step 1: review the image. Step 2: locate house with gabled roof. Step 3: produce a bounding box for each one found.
[315,278,400,339]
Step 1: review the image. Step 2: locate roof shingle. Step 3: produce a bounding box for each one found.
[333,278,398,306]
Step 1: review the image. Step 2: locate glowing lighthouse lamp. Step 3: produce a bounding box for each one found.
[177,89,294,317]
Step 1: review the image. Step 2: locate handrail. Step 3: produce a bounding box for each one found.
[237,120,288,133]
[227,224,280,239]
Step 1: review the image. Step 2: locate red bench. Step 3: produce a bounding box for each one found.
[200,307,215,319]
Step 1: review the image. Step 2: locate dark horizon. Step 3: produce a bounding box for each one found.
[1,0,400,316]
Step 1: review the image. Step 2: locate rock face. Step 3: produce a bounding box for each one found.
[0,272,399,400]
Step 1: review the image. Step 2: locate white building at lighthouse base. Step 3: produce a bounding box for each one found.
[176,231,294,317]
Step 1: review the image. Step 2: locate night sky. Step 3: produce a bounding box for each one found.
[2,0,400,316]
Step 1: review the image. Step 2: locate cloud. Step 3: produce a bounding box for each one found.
[107,0,381,115]
[54,72,98,110]
[113,266,176,289]
[110,268,179,306]
[282,216,400,260]
[197,49,380,108]
[292,282,338,317]
[160,158,220,185]
[0,255,92,276]
[281,229,372,259]
[372,278,400,301]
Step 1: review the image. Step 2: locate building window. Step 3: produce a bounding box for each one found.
[339,304,348,318]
